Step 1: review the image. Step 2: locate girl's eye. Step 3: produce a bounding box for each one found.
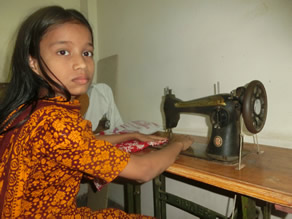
[57,50,69,56]
[83,51,93,57]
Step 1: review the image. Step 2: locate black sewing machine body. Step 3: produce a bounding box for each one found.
[163,80,267,162]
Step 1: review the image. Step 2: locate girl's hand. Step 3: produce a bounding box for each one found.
[133,132,167,143]
[169,134,195,151]
[133,132,194,152]
[134,132,167,142]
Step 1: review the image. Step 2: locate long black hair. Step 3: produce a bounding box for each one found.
[0,6,93,135]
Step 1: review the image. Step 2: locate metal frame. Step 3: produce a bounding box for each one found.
[153,174,227,219]
[152,172,272,219]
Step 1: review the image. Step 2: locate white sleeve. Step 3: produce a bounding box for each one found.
[84,83,123,131]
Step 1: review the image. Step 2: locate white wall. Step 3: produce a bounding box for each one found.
[97,1,292,218]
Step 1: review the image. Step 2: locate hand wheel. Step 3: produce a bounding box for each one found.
[242,80,268,133]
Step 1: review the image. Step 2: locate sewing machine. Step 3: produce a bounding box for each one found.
[163,80,267,162]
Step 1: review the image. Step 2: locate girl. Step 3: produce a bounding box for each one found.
[0,6,194,218]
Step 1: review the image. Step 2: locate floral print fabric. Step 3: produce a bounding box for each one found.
[0,97,151,218]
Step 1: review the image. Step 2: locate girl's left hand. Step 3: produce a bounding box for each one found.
[133,132,167,143]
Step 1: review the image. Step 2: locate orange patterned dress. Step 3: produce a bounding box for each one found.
[0,97,152,218]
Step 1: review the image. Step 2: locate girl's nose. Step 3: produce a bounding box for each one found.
[73,55,86,70]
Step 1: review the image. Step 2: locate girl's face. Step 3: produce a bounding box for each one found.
[30,22,94,99]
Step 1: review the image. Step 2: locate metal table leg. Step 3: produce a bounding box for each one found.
[153,174,166,219]
[124,183,141,214]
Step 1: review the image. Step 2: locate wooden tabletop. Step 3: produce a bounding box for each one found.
[163,135,292,208]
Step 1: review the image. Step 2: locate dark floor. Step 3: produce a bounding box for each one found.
[108,199,124,210]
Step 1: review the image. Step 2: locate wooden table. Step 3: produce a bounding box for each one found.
[152,135,292,218]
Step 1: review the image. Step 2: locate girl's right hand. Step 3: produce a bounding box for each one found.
[170,134,195,151]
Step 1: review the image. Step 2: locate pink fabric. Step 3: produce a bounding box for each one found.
[115,139,167,153]
[100,120,168,152]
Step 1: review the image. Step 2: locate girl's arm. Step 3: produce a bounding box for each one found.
[119,134,194,183]
[95,132,166,144]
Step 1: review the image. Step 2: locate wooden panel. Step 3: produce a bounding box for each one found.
[0,82,8,89]
[96,55,118,95]
[0,83,8,100]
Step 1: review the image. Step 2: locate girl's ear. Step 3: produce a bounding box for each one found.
[28,56,41,75]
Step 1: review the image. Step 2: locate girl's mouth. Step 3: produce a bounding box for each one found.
[72,77,89,85]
